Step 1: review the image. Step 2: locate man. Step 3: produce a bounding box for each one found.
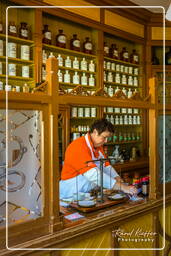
[60,119,137,199]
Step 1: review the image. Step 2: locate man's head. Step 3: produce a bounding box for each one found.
[90,119,114,148]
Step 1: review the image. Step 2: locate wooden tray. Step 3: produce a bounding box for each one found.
[70,197,128,213]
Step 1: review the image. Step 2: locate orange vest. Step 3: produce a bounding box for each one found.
[61,134,110,180]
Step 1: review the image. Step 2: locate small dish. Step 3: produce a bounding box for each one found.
[108,193,126,200]
[78,200,96,208]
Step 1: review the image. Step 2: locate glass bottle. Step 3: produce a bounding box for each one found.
[64,70,70,83]
[104,42,109,57]
[42,24,51,45]
[57,70,63,82]
[165,47,171,65]
[89,74,95,86]
[73,71,80,84]
[73,57,79,69]
[42,50,47,64]
[89,60,95,72]
[83,37,93,54]
[65,56,71,68]
[120,47,129,62]
[19,22,28,39]
[0,21,3,33]
[109,44,119,59]
[141,176,149,196]
[70,34,80,51]
[107,72,113,82]
[56,29,66,48]
[8,21,17,37]
[81,73,87,85]
[57,54,63,67]
[81,57,87,71]
[130,49,139,64]
[23,83,29,93]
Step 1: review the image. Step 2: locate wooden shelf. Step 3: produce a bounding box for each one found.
[0,74,34,81]
[113,157,149,172]
[105,140,142,145]
[104,81,140,89]
[0,56,34,64]
[43,44,97,58]
[104,56,140,67]
[59,82,96,89]
[104,112,141,116]
[71,117,97,120]
[0,33,34,45]
[58,66,96,74]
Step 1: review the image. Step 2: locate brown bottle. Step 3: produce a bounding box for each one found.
[130,49,139,64]
[104,42,109,57]
[42,24,51,45]
[8,21,17,37]
[120,47,129,62]
[70,34,80,51]
[109,44,119,59]
[0,21,3,34]
[56,29,67,48]
[83,37,93,54]
[19,22,28,39]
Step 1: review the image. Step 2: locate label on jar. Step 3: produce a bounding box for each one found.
[73,40,80,48]
[91,108,96,117]
[21,29,28,38]
[22,66,29,77]
[104,46,109,54]
[9,25,16,33]
[58,35,66,43]
[113,50,118,57]
[7,42,17,58]
[133,55,139,62]
[21,45,30,60]
[8,64,16,76]
[85,42,92,50]
[71,107,77,117]
[45,31,51,40]
[123,52,129,59]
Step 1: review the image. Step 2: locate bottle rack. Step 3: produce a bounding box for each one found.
[70,106,98,141]
[42,45,97,93]
[0,33,35,92]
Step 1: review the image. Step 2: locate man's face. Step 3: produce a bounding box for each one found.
[91,129,112,148]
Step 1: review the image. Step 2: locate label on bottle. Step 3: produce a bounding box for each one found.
[21,29,28,38]
[113,50,118,57]
[89,76,95,86]
[81,61,87,71]
[104,46,109,54]
[58,35,66,43]
[65,59,71,68]
[85,42,92,50]
[123,52,129,59]
[64,72,70,83]
[81,74,87,85]
[22,66,29,78]
[8,64,16,76]
[133,55,139,62]
[73,40,80,48]
[9,25,16,33]
[45,31,51,40]
[73,74,79,84]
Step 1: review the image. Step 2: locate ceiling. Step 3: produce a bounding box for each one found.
[129,0,171,13]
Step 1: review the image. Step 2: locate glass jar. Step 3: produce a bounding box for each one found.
[19,22,29,39]
[0,40,3,56]
[83,37,93,54]
[42,25,51,45]
[70,34,80,51]
[120,47,129,62]
[130,49,139,64]
[21,45,30,60]
[104,42,109,57]
[109,44,119,59]
[8,21,17,37]
[56,29,66,48]
[7,42,17,58]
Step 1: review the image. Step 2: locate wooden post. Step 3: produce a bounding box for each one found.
[46,56,63,232]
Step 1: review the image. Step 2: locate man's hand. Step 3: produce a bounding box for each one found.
[115,176,124,183]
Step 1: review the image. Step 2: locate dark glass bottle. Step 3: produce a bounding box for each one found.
[0,21,3,34]
[120,47,129,62]
[70,34,80,51]
[83,37,93,54]
[165,47,171,65]
[8,21,17,37]
[141,176,149,196]
[56,29,67,48]
[42,24,52,45]
[104,42,109,57]
[109,44,119,59]
[130,49,139,64]
[19,22,28,39]
[151,47,160,65]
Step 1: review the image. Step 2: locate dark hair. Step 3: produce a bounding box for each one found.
[90,118,114,134]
